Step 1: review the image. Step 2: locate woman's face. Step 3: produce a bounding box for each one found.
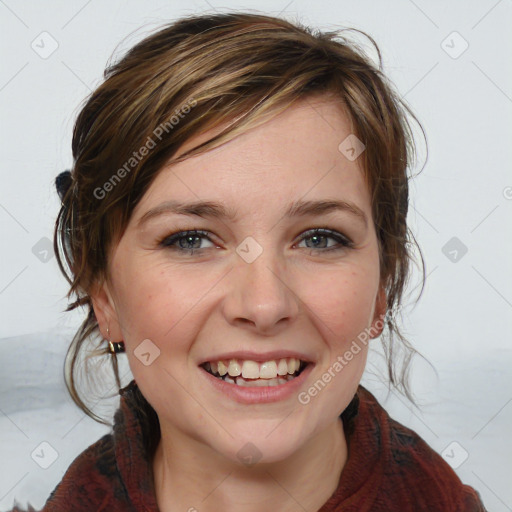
[93,96,386,464]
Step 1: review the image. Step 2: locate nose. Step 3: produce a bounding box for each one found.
[221,249,300,336]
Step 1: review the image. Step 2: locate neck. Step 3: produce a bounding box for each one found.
[152,417,347,512]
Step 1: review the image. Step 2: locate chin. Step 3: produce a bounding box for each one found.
[210,419,312,467]
[224,440,301,467]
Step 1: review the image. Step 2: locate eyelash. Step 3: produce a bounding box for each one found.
[158,228,354,255]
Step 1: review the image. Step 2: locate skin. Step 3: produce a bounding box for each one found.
[91,95,387,512]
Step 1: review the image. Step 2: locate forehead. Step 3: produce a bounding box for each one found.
[133,96,371,221]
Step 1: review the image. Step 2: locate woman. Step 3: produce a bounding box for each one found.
[11,12,486,512]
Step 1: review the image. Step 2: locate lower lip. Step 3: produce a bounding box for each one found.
[199,364,314,404]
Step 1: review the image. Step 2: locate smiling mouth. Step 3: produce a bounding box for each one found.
[200,358,309,387]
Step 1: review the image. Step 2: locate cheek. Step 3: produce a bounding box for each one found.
[299,266,379,344]
[109,259,175,342]
[111,259,218,350]
[295,268,374,421]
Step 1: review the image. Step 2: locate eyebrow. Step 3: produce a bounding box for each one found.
[137,198,368,228]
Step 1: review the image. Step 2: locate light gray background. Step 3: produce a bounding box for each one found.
[1,0,511,510]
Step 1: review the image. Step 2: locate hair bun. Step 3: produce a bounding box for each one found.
[56,170,72,202]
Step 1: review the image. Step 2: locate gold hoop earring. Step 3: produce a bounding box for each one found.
[107,326,125,354]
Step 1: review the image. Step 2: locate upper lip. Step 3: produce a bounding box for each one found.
[199,350,315,365]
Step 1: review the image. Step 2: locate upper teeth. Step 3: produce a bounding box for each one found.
[206,358,302,380]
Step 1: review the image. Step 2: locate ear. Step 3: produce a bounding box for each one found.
[90,280,123,342]
[368,285,387,340]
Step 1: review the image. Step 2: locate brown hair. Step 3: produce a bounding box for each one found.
[54,12,426,427]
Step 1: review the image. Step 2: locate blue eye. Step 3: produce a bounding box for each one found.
[296,228,353,252]
[159,228,353,255]
[160,230,215,254]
